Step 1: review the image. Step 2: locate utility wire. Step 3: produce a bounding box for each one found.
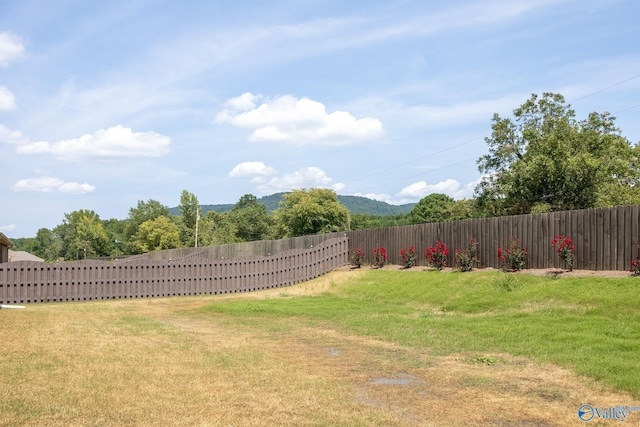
[570,72,640,104]
[613,103,640,114]
[349,135,483,183]
[349,72,639,196]
[355,157,477,195]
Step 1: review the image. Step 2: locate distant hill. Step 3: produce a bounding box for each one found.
[170,193,415,216]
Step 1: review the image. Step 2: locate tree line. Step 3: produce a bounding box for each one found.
[12,93,640,261]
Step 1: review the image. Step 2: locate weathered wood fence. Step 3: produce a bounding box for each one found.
[128,233,347,261]
[0,237,348,305]
[347,205,640,271]
[2,205,639,305]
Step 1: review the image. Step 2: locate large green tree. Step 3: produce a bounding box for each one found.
[275,188,349,237]
[55,210,110,260]
[178,190,201,246]
[31,228,62,261]
[198,211,242,246]
[408,193,455,224]
[132,216,181,253]
[228,194,274,241]
[122,200,170,254]
[475,92,640,215]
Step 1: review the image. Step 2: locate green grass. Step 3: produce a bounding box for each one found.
[203,270,640,397]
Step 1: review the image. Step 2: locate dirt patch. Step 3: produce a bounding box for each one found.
[336,263,635,278]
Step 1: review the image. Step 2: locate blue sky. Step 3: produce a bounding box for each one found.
[1,0,639,238]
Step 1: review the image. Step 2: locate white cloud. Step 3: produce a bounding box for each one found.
[0,32,25,67]
[0,124,28,144]
[0,224,16,232]
[331,182,346,192]
[397,179,462,199]
[255,166,344,194]
[224,92,259,112]
[353,192,394,204]
[228,161,277,178]
[15,125,171,161]
[0,87,16,111]
[215,93,383,146]
[58,182,97,195]
[12,177,96,194]
[395,177,482,202]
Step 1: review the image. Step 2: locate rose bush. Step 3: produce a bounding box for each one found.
[455,239,479,272]
[425,241,449,270]
[497,237,527,272]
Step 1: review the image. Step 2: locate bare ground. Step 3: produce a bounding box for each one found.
[338,263,636,278]
[171,269,640,426]
[2,268,638,426]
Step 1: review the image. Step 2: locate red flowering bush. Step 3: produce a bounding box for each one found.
[455,239,479,272]
[497,237,528,272]
[400,245,417,269]
[551,235,575,271]
[350,248,365,268]
[371,247,387,268]
[425,241,449,270]
[632,245,640,276]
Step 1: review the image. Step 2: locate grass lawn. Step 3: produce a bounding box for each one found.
[1,269,639,426]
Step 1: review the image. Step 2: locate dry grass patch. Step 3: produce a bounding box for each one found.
[1,270,639,426]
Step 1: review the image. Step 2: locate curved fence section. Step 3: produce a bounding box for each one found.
[0,237,348,305]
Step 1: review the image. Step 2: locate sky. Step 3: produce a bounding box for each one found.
[1,0,639,238]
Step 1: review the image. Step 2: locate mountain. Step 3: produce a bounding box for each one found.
[170,193,415,216]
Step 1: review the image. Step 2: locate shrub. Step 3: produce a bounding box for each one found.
[497,237,528,272]
[551,235,575,271]
[350,248,365,268]
[632,245,640,276]
[371,247,387,268]
[455,239,479,272]
[425,241,449,270]
[400,245,417,269]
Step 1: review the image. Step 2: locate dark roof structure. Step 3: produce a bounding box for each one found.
[0,232,13,264]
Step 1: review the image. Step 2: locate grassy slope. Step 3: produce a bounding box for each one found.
[204,270,640,396]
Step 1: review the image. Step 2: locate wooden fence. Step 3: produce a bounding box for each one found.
[0,237,348,305]
[3,204,639,305]
[128,233,346,261]
[346,205,640,271]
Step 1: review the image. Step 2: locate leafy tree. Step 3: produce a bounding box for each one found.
[408,193,455,224]
[275,188,349,237]
[349,213,410,230]
[228,194,274,241]
[198,211,242,246]
[8,237,34,252]
[476,92,640,215]
[123,199,170,253]
[31,228,62,261]
[102,218,127,257]
[178,190,201,246]
[449,199,478,221]
[55,210,110,260]
[132,216,181,253]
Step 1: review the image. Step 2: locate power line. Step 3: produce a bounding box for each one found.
[348,72,640,197]
[355,156,477,195]
[570,72,640,104]
[613,103,640,114]
[349,135,483,183]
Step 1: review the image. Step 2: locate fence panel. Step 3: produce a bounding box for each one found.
[344,205,639,273]
[1,237,348,304]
